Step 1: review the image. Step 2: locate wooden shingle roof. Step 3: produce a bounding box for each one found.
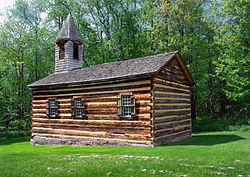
[28,51,194,89]
[56,14,83,44]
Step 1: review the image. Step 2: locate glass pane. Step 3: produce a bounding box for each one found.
[75,98,82,117]
[121,95,133,117]
[49,99,56,117]
[50,99,55,108]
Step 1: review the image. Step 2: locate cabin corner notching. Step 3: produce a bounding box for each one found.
[28,14,195,147]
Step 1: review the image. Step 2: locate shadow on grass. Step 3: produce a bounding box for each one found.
[0,136,30,145]
[167,135,245,146]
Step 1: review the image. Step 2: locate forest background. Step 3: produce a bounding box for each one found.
[0,0,249,134]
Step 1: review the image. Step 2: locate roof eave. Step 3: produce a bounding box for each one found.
[28,73,153,90]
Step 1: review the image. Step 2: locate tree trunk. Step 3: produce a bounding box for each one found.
[220,92,225,118]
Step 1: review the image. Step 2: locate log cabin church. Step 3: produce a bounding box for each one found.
[28,14,195,147]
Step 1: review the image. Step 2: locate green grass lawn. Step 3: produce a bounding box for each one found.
[0,132,249,177]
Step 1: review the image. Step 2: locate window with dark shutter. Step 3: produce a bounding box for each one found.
[47,99,58,118]
[59,43,65,60]
[117,93,135,118]
[71,97,85,118]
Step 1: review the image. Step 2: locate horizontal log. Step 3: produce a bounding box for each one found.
[32,98,152,108]
[154,104,190,110]
[155,74,189,86]
[32,100,46,104]
[86,98,117,102]
[85,105,151,110]
[87,116,119,120]
[33,113,47,117]
[32,123,151,135]
[155,123,191,134]
[154,77,190,89]
[154,81,189,92]
[158,70,187,82]
[30,124,146,137]
[155,134,191,146]
[34,80,151,93]
[32,105,72,109]
[78,93,117,99]
[32,128,152,141]
[155,125,191,138]
[154,93,190,99]
[165,60,184,73]
[163,67,187,78]
[86,113,151,117]
[154,110,190,118]
[32,110,46,114]
[154,130,191,145]
[31,101,47,105]
[154,86,189,95]
[32,90,151,100]
[154,99,190,104]
[154,114,191,124]
[33,83,151,96]
[160,70,188,83]
[157,71,189,85]
[89,108,152,114]
[32,118,151,128]
[87,116,150,121]
[87,110,117,114]
[85,94,151,102]
[155,119,191,130]
[33,86,151,98]
[32,114,151,120]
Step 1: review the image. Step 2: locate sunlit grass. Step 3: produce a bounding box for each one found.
[0,131,249,176]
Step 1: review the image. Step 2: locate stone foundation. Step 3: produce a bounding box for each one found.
[31,136,153,147]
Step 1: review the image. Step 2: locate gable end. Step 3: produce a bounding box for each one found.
[155,52,194,86]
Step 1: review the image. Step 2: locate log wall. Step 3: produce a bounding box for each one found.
[153,57,192,146]
[31,79,154,146]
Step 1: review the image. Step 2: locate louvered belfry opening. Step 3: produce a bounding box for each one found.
[55,14,83,73]
[59,42,65,60]
[73,43,79,60]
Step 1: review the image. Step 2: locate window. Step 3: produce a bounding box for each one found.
[59,43,65,60]
[117,93,135,117]
[71,97,85,118]
[73,43,79,60]
[46,99,58,118]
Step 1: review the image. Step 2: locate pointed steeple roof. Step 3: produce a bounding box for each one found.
[56,14,83,44]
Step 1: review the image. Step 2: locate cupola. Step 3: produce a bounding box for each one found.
[55,14,83,73]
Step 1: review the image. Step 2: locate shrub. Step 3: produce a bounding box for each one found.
[0,129,30,139]
[192,115,250,132]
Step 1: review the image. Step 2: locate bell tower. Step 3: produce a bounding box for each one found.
[55,14,83,73]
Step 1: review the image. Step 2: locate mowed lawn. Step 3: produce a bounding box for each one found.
[0,132,249,177]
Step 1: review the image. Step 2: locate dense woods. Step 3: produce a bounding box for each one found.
[0,0,249,130]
